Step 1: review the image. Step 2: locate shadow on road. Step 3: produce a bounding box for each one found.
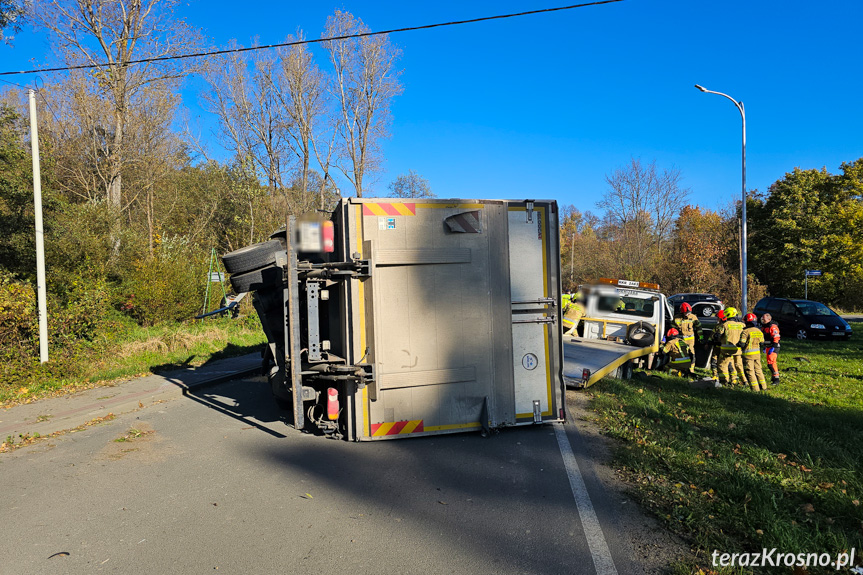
[148,342,264,375]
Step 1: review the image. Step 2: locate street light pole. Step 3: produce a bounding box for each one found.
[694,84,748,314]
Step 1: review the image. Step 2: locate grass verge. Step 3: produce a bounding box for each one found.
[0,314,266,406]
[587,328,863,573]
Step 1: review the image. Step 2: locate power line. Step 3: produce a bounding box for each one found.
[0,0,623,77]
[0,76,30,89]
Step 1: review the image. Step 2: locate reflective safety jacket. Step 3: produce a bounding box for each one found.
[674,312,703,344]
[717,320,745,354]
[663,337,692,364]
[738,326,765,356]
[562,299,585,330]
[761,321,781,348]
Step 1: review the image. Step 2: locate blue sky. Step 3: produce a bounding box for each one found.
[2,0,862,216]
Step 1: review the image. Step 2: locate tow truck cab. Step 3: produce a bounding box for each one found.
[562,278,673,388]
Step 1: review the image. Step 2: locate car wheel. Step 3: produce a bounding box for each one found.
[701,307,714,317]
[796,328,808,340]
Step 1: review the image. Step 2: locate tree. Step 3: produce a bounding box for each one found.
[0,102,36,279]
[597,158,689,280]
[664,205,733,295]
[269,35,328,201]
[0,0,25,43]
[203,45,290,194]
[31,0,204,210]
[748,161,863,307]
[387,170,434,199]
[323,10,402,197]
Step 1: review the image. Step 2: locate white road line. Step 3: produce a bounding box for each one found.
[554,422,618,575]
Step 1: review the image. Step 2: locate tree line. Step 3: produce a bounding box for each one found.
[563,157,863,312]
[0,1,425,371]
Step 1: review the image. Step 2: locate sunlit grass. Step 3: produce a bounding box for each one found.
[0,315,266,405]
[588,328,863,573]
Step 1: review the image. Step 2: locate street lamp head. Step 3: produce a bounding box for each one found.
[694,84,707,92]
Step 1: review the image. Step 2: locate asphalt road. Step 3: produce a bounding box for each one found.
[1,375,684,575]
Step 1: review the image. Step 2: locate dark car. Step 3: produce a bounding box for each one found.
[752,297,853,340]
[669,293,723,312]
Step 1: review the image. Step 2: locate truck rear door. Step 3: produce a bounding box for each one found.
[342,198,564,441]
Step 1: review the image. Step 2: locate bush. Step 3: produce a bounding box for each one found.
[0,271,37,362]
[49,273,111,346]
[121,236,207,326]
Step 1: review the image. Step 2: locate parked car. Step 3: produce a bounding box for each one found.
[752,297,853,340]
[669,293,723,314]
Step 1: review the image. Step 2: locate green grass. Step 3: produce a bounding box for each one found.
[587,328,863,573]
[0,314,266,405]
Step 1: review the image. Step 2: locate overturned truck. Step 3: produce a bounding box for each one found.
[222,198,567,441]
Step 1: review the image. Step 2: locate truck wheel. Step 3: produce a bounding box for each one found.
[627,321,655,348]
[615,360,633,379]
[222,240,285,275]
[229,264,282,293]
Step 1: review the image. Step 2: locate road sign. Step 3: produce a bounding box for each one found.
[805,270,822,277]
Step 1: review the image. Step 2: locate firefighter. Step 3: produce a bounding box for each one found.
[716,306,747,386]
[738,313,767,391]
[708,309,726,381]
[760,313,781,385]
[674,302,703,357]
[562,291,585,336]
[662,327,694,377]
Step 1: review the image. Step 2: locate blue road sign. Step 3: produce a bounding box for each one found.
[806,270,822,276]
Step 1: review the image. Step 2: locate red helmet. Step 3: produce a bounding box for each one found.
[667,328,679,337]
[745,313,757,323]
[717,309,726,321]
[680,302,692,313]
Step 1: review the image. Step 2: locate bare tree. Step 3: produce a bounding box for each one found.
[202,45,290,193]
[599,158,689,248]
[266,34,328,200]
[31,0,204,210]
[387,170,435,198]
[323,10,402,197]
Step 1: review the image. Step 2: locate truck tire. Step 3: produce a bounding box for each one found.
[229,264,282,293]
[222,240,284,275]
[627,321,655,348]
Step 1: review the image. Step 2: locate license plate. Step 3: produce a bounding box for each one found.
[832,331,845,336]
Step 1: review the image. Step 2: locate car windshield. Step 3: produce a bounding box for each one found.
[795,302,834,316]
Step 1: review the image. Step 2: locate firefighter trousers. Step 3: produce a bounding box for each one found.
[744,356,766,391]
[719,352,746,385]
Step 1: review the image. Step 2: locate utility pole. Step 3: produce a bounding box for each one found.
[29,89,49,363]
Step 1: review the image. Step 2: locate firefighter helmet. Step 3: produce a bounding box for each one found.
[667,328,679,337]
[680,302,692,313]
[725,307,738,319]
[745,313,757,323]
[717,309,726,321]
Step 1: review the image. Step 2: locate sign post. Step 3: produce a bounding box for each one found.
[804,270,822,299]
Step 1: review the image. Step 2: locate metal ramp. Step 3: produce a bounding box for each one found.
[562,337,654,388]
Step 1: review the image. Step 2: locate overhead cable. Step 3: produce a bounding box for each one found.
[0,0,623,76]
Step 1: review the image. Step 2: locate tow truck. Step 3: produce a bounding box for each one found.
[562,278,673,388]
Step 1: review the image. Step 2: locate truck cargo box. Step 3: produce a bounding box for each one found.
[229,198,566,441]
